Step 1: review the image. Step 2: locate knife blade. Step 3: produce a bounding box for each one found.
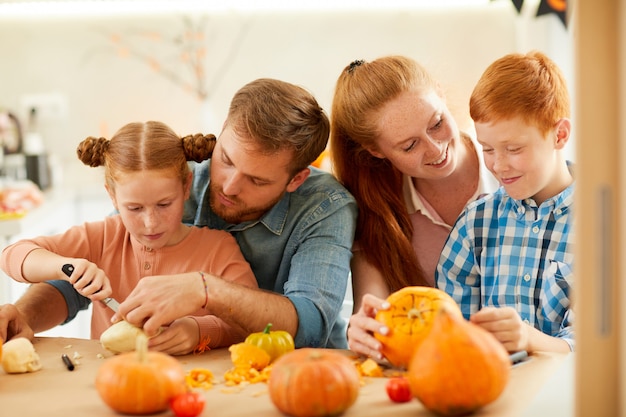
[61,263,121,312]
[101,297,120,313]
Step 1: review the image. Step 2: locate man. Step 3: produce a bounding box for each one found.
[0,79,357,349]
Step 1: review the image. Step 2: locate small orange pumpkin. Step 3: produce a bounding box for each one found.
[95,334,186,415]
[268,348,360,417]
[375,286,462,368]
[408,306,511,416]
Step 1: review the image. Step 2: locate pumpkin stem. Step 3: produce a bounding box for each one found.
[263,323,273,334]
[135,333,149,363]
[407,308,425,324]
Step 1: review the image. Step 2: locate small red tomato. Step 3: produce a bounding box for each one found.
[170,391,206,417]
[385,376,412,403]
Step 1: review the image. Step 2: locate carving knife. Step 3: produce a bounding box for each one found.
[61,263,120,312]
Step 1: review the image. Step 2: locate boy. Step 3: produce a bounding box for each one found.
[436,51,574,353]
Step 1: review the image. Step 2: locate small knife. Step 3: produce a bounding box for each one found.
[61,263,121,312]
[101,297,120,313]
[509,350,529,366]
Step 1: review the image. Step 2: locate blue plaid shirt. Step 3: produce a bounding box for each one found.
[436,183,575,350]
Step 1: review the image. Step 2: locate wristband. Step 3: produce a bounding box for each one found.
[199,271,209,309]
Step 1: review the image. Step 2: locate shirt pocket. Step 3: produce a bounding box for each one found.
[538,260,573,326]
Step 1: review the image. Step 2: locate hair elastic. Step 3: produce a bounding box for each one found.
[347,59,365,73]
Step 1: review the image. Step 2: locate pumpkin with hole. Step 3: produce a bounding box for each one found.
[408,306,511,416]
[95,334,186,415]
[268,348,361,417]
[374,286,462,368]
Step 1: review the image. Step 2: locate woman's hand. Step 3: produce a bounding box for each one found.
[347,293,390,361]
[147,317,199,356]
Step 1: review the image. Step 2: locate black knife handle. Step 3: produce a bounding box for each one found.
[61,264,74,277]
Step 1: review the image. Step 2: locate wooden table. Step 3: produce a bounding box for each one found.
[1,337,573,416]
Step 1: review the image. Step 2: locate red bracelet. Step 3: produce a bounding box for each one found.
[199,271,208,309]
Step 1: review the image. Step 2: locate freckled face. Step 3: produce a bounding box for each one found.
[108,169,190,250]
[370,89,462,180]
[476,117,567,205]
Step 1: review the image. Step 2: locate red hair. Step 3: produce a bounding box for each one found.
[330,56,435,291]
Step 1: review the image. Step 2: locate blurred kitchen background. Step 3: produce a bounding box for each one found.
[0,0,574,338]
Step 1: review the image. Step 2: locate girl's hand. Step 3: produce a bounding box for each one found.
[147,317,199,356]
[63,260,112,301]
[347,293,390,361]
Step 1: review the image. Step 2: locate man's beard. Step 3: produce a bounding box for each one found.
[208,182,284,224]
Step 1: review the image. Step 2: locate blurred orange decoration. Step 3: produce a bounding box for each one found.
[311,148,332,172]
[0,181,44,220]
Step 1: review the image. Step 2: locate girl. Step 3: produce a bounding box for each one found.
[0,121,258,355]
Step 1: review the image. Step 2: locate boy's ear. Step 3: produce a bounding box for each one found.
[554,118,571,149]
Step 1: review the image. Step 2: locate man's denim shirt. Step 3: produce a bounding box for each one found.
[51,160,357,349]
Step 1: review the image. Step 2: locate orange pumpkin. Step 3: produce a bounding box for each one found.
[375,286,462,368]
[95,334,186,415]
[268,348,360,417]
[408,306,510,416]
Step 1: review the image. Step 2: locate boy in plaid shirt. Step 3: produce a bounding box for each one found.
[436,51,574,353]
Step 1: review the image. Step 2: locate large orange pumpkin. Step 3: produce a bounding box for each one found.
[408,306,511,416]
[95,334,186,415]
[375,286,462,368]
[268,348,360,417]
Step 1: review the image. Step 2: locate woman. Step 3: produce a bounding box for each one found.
[330,56,498,360]
[0,121,258,355]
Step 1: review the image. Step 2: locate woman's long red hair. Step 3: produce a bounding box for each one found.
[330,56,435,291]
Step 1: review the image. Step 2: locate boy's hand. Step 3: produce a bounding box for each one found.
[470,306,529,352]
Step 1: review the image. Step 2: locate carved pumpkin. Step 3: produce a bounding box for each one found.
[408,306,511,416]
[375,286,462,368]
[268,348,361,417]
[95,334,186,415]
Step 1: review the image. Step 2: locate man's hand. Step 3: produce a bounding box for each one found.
[0,304,35,343]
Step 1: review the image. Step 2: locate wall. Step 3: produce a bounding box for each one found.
[0,1,573,192]
[0,1,574,335]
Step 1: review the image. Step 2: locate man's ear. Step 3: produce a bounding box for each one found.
[286,167,311,192]
[554,118,571,149]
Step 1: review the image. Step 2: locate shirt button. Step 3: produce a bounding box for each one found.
[556,208,562,215]
[532,225,539,233]
[145,247,152,252]
[524,319,530,325]
[524,274,531,282]
[144,262,151,270]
